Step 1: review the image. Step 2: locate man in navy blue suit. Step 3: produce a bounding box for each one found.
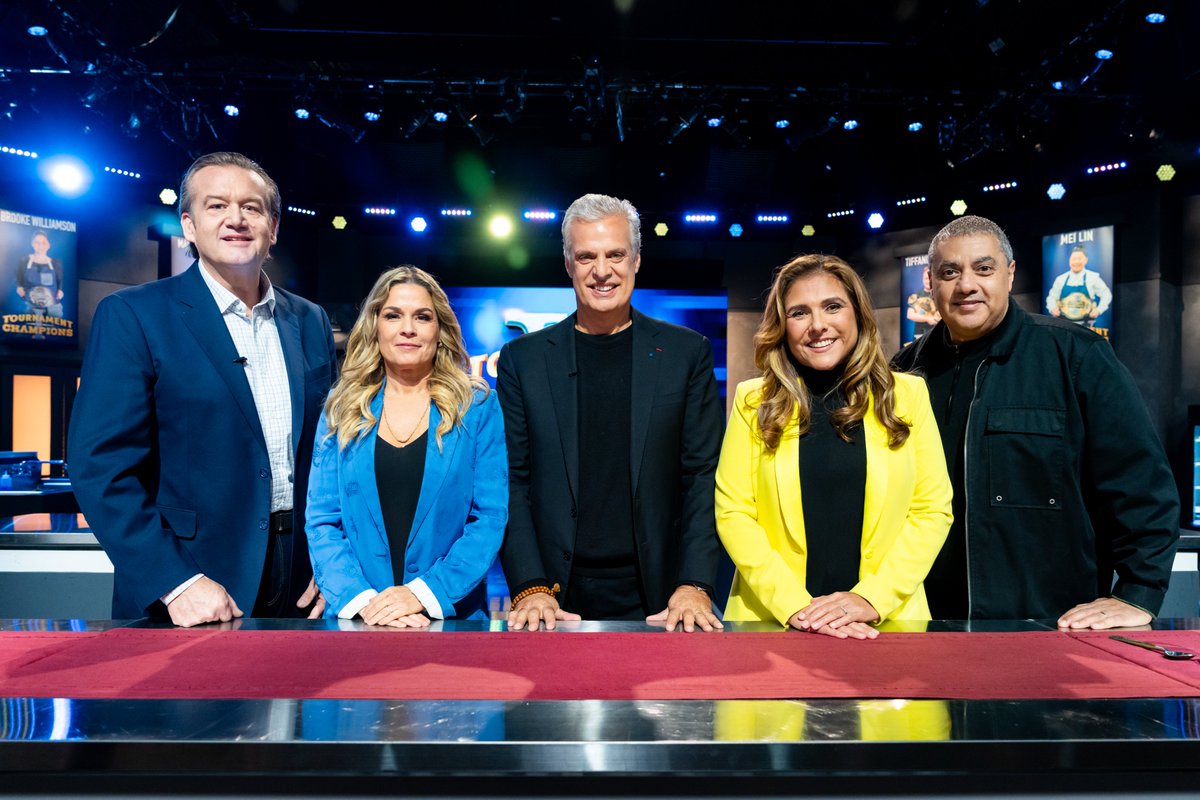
[70,152,337,626]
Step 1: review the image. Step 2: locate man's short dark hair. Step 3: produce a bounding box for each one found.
[928,215,1014,268]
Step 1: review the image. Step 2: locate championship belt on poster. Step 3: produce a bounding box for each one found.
[908,293,936,316]
[1057,293,1094,321]
[27,286,54,309]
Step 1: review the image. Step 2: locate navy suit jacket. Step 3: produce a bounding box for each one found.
[496,309,724,611]
[305,387,508,620]
[69,263,337,618]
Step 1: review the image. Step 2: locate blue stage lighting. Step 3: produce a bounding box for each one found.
[364,207,396,216]
[1145,12,1165,24]
[103,166,141,179]
[1046,183,1066,201]
[1051,81,1065,91]
[522,210,558,221]
[27,25,48,37]
[755,214,789,224]
[895,196,927,206]
[826,209,854,219]
[683,213,718,224]
[706,116,723,128]
[364,110,381,122]
[866,212,884,230]
[410,216,429,233]
[223,104,239,117]
[728,224,743,238]
[294,107,310,120]
[775,119,790,129]
[907,121,923,132]
[40,155,91,198]
[440,208,472,217]
[1095,49,1113,60]
[432,111,449,123]
[1,145,39,159]
[843,119,859,131]
[287,205,316,216]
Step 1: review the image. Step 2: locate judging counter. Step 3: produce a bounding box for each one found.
[2,618,1199,797]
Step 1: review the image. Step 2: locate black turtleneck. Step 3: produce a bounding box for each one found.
[916,313,1011,619]
[795,363,865,599]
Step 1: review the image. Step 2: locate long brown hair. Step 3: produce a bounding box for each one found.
[323,265,486,450]
[751,254,910,452]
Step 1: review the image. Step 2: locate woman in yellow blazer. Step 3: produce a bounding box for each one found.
[716,254,952,638]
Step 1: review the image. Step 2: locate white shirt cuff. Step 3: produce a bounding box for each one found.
[339,588,378,620]
[406,578,444,619]
[161,574,204,605]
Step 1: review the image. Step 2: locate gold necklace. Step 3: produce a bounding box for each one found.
[383,397,429,445]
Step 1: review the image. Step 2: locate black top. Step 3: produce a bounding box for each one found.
[796,364,865,598]
[375,428,428,585]
[913,317,1009,619]
[573,325,637,577]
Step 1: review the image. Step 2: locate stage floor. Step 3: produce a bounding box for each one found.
[2,618,1199,797]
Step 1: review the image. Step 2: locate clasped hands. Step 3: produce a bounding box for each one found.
[789,591,880,640]
[359,585,429,628]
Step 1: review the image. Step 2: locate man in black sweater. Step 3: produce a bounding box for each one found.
[497,193,725,632]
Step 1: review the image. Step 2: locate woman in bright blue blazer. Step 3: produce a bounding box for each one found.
[306,265,506,625]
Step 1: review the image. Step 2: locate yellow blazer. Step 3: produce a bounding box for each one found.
[716,372,952,625]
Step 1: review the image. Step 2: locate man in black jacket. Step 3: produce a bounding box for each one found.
[892,215,1178,628]
[497,193,725,632]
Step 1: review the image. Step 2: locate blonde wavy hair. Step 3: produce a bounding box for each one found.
[323,265,486,450]
[751,254,910,452]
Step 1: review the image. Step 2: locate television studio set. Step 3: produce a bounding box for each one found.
[1,1,1199,797]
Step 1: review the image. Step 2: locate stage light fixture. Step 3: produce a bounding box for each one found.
[488,214,514,239]
[1046,183,1066,200]
[1145,12,1166,24]
[1051,81,1065,91]
[775,118,791,129]
[440,208,472,217]
[866,213,884,230]
[826,209,854,219]
[522,210,558,221]
[950,200,968,216]
[843,119,859,131]
[683,213,718,224]
[331,216,348,230]
[363,110,381,122]
[0,146,38,158]
[706,114,724,128]
[896,196,927,206]
[728,224,743,238]
[287,205,316,216]
[755,214,789,224]
[159,188,178,205]
[982,181,1018,192]
[1094,49,1113,60]
[27,26,48,37]
[364,207,396,216]
[432,111,449,123]
[801,225,815,237]
[294,107,310,120]
[1085,161,1127,174]
[1156,164,1176,181]
[40,155,92,198]
[103,166,141,179]
[907,121,923,132]
[410,216,429,233]
[654,222,669,237]
[223,104,239,117]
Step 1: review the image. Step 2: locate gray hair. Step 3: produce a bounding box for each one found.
[561,193,641,261]
[928,215,1014,267]
[179,152,282,260]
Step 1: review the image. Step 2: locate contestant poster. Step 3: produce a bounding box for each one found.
[444,286,728,398]
[1041,225,1114,341]
[900,254,938,348]
[0,208,79,346]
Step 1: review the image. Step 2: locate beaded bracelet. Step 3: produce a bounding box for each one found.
[511,583,561,607]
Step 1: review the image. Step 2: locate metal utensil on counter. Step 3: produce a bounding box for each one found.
[1109,635,1196,660]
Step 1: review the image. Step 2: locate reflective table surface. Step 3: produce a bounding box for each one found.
[2,618,1198,797]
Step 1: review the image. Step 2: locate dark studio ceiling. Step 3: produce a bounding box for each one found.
[0,0,1196,221]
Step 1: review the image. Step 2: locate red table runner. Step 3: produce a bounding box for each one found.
[2,628,1198,701]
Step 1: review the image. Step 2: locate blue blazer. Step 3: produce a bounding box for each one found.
[305,386,507,620]
[69,263,337,618]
